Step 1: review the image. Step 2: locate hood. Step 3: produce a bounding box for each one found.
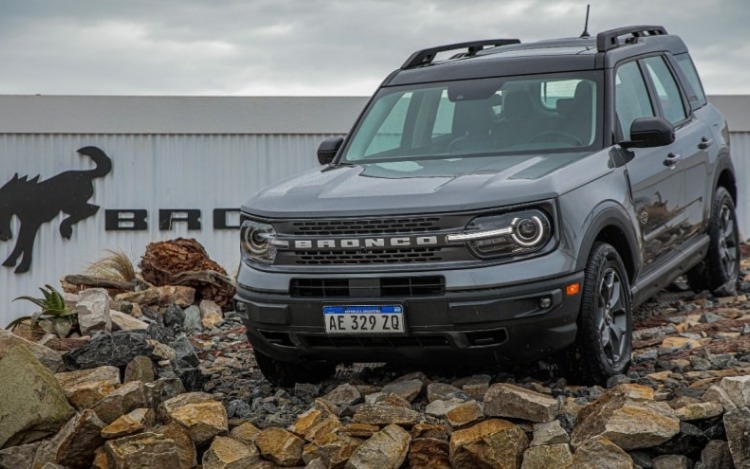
[243,151,614,218]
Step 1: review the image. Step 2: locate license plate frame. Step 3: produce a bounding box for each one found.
[323,304,406,335]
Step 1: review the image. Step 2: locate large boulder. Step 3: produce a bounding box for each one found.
[63,331,153,369]
[0,328,63,372]
[0,346,74,449]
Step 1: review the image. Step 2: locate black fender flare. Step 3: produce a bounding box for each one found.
[574,201,641,282]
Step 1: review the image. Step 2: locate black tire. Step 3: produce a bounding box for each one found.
[687,186,740,296]
[563,242,632,385]
[253,349,335,387]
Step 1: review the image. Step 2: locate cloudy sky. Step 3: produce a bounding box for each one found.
[1,0,748,96]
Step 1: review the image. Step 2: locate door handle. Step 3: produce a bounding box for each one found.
[663,153,680,168]
[698,137,714,149]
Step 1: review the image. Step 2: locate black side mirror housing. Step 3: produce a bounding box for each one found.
[317,137,344,165]
[621,117,675,149]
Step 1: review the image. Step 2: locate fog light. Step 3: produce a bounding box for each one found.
[539,297,552,309]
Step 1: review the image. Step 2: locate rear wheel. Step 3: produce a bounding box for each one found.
[253,349,336,387]
[563,242,632,385]
[687,186,740,296]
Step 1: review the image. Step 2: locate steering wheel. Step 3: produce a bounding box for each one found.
[527,130,583,146]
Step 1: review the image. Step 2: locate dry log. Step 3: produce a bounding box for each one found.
[63,274,137,291]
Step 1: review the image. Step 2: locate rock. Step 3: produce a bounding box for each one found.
[229,421,261,445]
[101,408,155,438]
[0,329,64,372]
[426,383,467,402]
[105,431,193,469]
[607,383,654,401]
[445,400,484,428]
[289,408,339,442]
[115,285,196,306]
[109,310,149,331]
[0,346,74,449]
[32,409,105,468]
[521,443,573,469]
[408,438,451,469]
[145,377,186,408]
[147,340,177,361]
[172,361,205,392]
[452,375,491,401]
[719,375,750,408]
[63,331,153,369]
[674,401,724,421]
[256,427,304,466]
[169,335,200,367]
[124,355,155,383]
[365,392,411,408]
[531,420,570,446]
[55,366,121,410]
[323,384,362,407]
[484,383,559,423]
[651,421,707,457]
[653,454,691,469]
[182,305,202,334]
[76,288,112,334]
[161,392,228,445]
[345,424,411,469]
[425,398,464,417]
[570,436,634,469]
[381,379,423,403]
[703,384,738,412]
[571,394,680,450]
[699,439,733,469]
[92,381,148,424]
[302,431,362,468]
[152,422,198,469]
[200,300,224,329]
[724,407,750,468]
[305,457,328,469]
[0,442,40,469]
[202,435,259,469]
[352,405,421,426]
[449,419,528,469]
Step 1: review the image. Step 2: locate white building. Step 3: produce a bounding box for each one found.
[0,95,747,326]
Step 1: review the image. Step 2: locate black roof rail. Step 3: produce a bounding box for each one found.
[401,39,520,69]
[596,25,668,52]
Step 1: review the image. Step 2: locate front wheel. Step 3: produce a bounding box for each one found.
[253,349,336,387]
[687,186,740,296]
[563,242,632,385]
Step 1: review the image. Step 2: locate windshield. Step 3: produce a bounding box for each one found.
[342,71,602,163]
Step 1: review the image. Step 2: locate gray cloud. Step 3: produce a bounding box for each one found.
[0,0,748,95]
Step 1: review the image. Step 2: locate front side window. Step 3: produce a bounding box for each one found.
[615,61,655,136]
[643,56,687,125]
[342,72,601,163]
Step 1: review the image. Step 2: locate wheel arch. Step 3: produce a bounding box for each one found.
[574,203,640,284]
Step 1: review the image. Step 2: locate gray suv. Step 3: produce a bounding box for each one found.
[235,25,738,386]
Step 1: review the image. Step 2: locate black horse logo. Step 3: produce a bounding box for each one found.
[0,146,112,273]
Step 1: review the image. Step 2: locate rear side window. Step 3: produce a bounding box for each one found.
[675,54,708,108]
[615,61,655,136]
[643,56,687,125]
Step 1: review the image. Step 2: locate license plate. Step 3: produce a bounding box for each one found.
[323,305,405,334]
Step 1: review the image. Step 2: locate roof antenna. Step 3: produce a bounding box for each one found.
[580,4,591,38]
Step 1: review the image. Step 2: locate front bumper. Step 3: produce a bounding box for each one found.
[235,265,584,365]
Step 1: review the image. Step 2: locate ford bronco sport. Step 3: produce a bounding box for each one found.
[235,25,738,386]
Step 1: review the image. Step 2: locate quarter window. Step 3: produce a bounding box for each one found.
[643,56,687,125]
[675,54,707,108]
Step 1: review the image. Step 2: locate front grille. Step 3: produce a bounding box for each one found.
[290,276,445,298]
[291,217,441,236]
[294,247,443,265]
[303,335,451,348]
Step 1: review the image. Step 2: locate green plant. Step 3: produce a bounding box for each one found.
[7,284,77,337]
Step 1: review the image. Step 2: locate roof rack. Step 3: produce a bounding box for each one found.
[596,25,668,52]
[401,39,520,69]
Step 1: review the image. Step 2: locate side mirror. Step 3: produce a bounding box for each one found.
[317,137,344,165]
[620,117,675,149]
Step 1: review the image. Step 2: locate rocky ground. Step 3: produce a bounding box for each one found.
[2,254,750,468]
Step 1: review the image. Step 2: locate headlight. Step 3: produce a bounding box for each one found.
[240,219,283,264]
[447,209,551,257]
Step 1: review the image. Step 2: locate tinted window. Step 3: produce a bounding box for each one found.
[643,56,687,125]
[615,61,654,136]
[675,54,707,108]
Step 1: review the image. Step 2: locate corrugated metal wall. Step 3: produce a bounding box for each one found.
[0,133,337,323]
[729,132,750,239]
